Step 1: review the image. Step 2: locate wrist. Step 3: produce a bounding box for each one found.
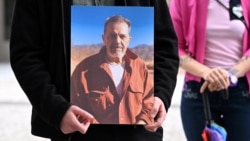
[228,72,238,87]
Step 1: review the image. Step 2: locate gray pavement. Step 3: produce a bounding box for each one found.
[0,63,186,141]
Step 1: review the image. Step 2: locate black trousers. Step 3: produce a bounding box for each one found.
[68,125,163,141]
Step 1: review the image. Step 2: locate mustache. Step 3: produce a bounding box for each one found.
[110,45,124,49]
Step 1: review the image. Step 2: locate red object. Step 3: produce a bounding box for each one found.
[202,128,209,141]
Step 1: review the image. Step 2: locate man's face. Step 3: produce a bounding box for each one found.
[102,22,131,61]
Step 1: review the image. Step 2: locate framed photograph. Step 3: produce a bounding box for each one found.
[70,6,154,124]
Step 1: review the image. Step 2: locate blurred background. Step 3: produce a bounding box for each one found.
[0,0,14,62]
[0,0,187,141]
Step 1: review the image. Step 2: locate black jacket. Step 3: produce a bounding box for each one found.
[10,0,179,138]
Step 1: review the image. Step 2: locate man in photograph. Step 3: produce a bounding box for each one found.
[71,15,154,124]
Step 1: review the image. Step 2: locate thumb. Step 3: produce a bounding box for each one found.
[200,81,208,93]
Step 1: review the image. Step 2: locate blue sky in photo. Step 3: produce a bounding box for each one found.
[71,6,154,48]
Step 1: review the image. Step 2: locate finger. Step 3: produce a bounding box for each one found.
[73,106,93,122]
[76,120,91,134]
[145,102,166,132]
[208,73,217,83]
[155,104,166,124]
[215,70,228,88]
[150,97,161,118]
[200,81,209,93]
[154,97,166,118]
[144,117,161,132]
[72,106,94,134]
[150,105,159,118]
[208,83,220,92]
[144,102,161,132]
[144,123,158,132]
[205,75,212,82]
[144,115,163,132]
[61,113,80,134]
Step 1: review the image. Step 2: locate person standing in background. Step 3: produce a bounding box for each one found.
[10,0,179,141]
[170,0,250,141]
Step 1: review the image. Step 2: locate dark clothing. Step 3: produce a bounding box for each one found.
[70,125,163,141]
[71,48,154,124]
[52,126,163,141]
[10,0,179,139]
[181,77,250,141]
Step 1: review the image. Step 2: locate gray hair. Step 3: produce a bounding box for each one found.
[104,15,131,33]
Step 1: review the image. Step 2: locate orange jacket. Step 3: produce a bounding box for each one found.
[71,47,154,124]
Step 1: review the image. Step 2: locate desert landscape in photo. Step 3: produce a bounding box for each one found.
[71,44,154,79]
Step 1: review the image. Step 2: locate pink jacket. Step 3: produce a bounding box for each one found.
[170,0,250,92]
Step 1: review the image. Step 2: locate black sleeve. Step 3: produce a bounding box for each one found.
[9,0,71,129]
[153,0,179,110]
